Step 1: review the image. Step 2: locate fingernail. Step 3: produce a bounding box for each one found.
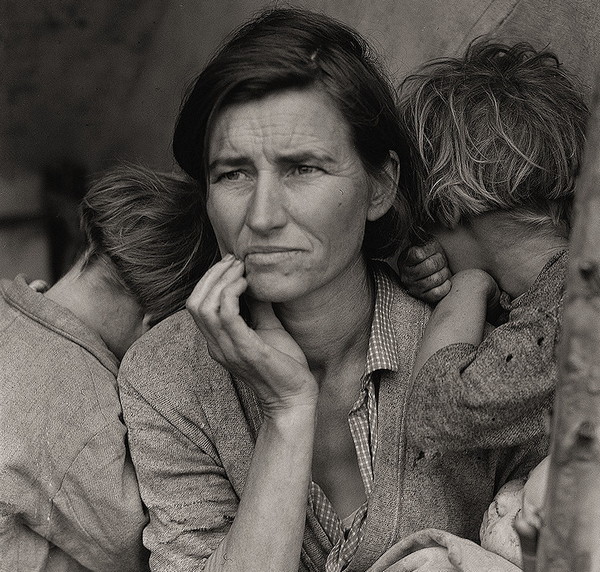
[222,253,234,261]
[413,248,425,261]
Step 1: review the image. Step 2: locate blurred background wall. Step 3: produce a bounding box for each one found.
[2,0,600,282]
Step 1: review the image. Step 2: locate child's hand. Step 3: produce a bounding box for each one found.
[398,239,451,304]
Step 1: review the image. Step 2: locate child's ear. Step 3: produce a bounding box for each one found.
[141,313,155,334]
[367,150,399,222]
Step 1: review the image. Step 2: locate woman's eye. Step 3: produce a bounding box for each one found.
[217,170,246,182]
[294,165,319,176]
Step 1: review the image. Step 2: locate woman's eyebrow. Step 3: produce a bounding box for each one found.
[209,151,336,171]
[208,156,249,171]
[277,150,336,165]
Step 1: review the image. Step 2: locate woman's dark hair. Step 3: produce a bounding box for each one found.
[79,164,219,324]
[173,7,412,258]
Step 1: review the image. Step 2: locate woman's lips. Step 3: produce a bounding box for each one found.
[244,249,302,265]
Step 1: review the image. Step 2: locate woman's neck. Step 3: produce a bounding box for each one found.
[273,257,375,379]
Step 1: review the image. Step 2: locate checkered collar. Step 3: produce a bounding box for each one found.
[364,262,400,378]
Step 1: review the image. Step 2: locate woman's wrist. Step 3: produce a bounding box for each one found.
[260,390,319,425]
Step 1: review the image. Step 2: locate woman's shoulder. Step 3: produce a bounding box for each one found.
[371,261,431,358]
[376,262,431,322]
[119,309,222,395]
[144,307,200,344]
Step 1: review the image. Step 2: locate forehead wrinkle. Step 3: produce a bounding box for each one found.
[263,117,354,171]
[210,90,354,166]
[210,111,262,161]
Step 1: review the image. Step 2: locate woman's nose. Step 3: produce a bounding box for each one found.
[245,173,287,234]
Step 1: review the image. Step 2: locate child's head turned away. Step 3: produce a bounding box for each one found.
[399,39,589,238]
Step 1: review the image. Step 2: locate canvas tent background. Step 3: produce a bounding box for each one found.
[1,0,599,279]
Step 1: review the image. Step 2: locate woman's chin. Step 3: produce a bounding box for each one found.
[245,274,310,304]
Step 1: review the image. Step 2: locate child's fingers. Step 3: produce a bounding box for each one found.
[399,245,433,268]
[414,240,441,259]
[399,246,426,267]
[400,238,447,266]
[419,280,452,304]
[401,252,448,281]
[417,255,449,280]
[405,267,451,295]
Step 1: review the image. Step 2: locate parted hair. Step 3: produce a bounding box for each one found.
[173,7,412,258]
[398,39,589,233]
[79,164,218,324]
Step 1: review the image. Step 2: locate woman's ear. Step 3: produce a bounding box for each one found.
[367,150,400,222]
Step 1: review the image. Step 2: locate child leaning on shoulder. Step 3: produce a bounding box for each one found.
[394,39,588,570]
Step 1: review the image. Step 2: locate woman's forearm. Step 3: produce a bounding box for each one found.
[204,403,317,572]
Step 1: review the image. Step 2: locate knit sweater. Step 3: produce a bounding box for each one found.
[118,272,546,572]
[0,275,149,572]
[406,250,566,452]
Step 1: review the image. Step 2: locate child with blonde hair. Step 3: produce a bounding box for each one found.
[382,39,588,570]
[400,38,587,455]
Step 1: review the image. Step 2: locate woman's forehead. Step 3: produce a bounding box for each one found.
[209,87,352,159]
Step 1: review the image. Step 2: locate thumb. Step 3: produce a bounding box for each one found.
[246,298,282,330]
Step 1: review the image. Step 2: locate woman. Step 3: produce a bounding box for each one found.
[0,165,217,571]
[118,9,545,572]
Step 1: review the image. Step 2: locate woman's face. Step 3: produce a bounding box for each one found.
[206,87,390,303]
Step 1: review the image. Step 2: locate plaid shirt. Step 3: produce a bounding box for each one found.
[308,267,399,572]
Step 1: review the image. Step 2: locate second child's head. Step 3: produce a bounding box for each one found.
[399,39,588,238]
[78,165,219,326]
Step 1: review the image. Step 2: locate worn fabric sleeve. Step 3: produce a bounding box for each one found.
[407,306,557,451]
[49,422,150,571]
[118,370,239,572]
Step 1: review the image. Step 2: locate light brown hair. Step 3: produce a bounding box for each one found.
[79,164,218,324]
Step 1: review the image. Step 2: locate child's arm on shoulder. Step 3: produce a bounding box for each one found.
[412,268,500,378]
[402,237,554,451]
[407,263,556,451]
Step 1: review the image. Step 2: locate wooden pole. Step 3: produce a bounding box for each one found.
[536,81,600,571]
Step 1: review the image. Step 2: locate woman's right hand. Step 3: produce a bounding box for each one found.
[186,254,319,416]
